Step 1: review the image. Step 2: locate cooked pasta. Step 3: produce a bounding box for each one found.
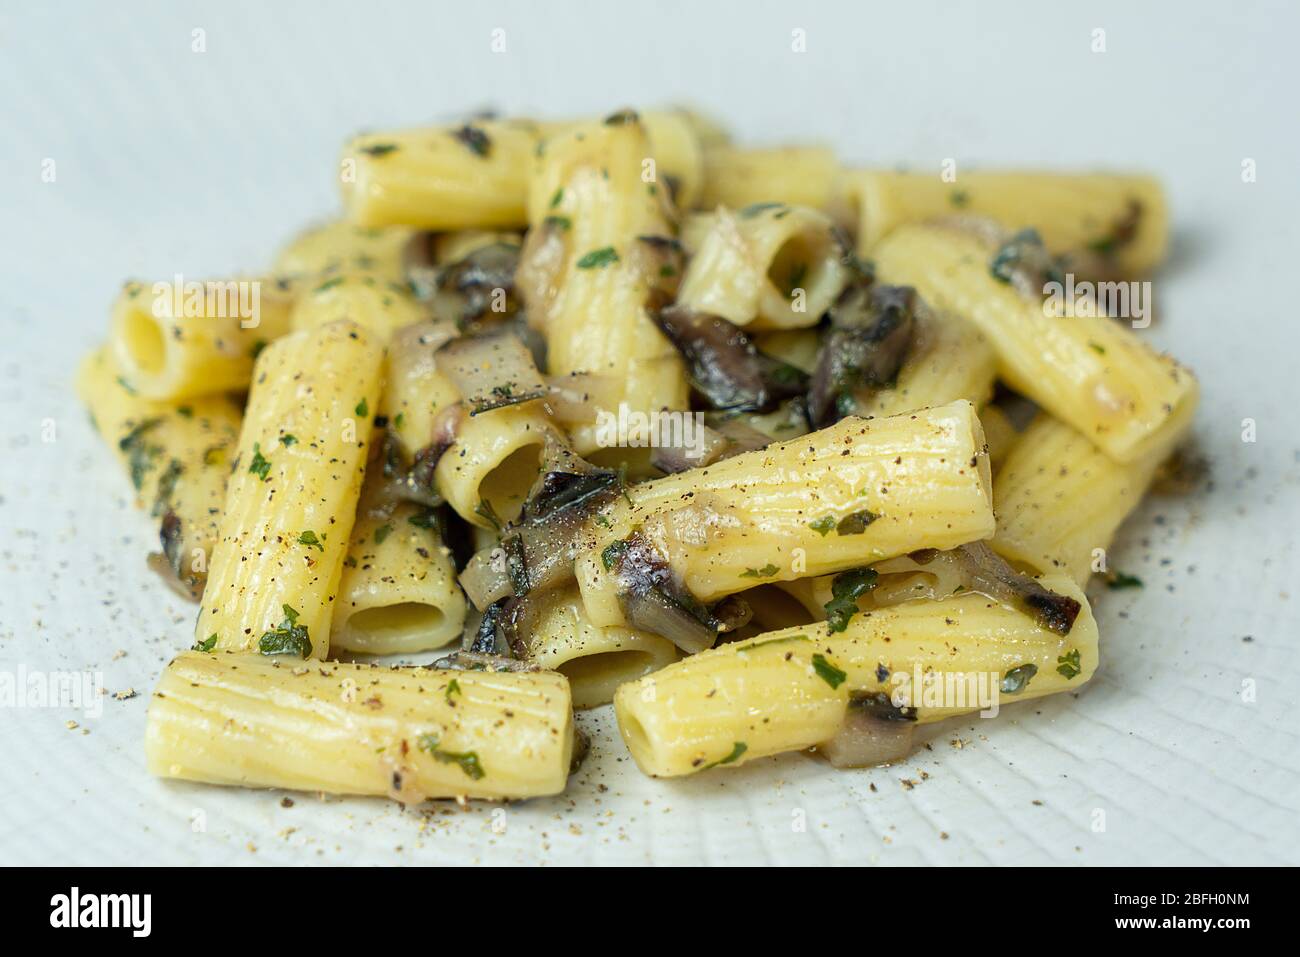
[72,105,1198,807]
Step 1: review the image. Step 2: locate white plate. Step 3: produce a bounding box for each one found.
[2,0,1297,865]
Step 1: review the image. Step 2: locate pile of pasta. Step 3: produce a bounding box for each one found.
[79,108,1197,802]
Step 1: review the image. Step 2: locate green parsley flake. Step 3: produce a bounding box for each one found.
[1000,663,1038,694]
[576,246,619,269]
[258,604,311,657]
[1056,649,1082,679]
[808,516,836,537]
[812,653,847,689]
[824,567,879,634]
[417,733,485,780]
[248,442,272,481]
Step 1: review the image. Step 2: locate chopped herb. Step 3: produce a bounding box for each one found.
[1089,341,1106,355]
[740,563,780,579]
[824,567,879,633]
[1056,648,1082,679]
[358,142,399,156]
[452,124,491,157]
[544,214,571,230]
[116,375,138,396]
[118,418,164,491]
[258,604,311,657]
[812,653,847,689]
[193,634,218,652]
[1000,663,1038,694]
[549,187,564,209]
[314,276,344,293]
[176,405,193,419]
[836,509,879,535]
[445,678,461,701]
[297,530,324,551]
[393,412,405,431]
[701,741,747,770]
[1106,570,1143,590]
[603,108,640,125]
[808,516,836,537]
[950,189,970,208]
[576,246,619,269]
[279,433,297,446]
[152,459,183,515]
[408,507,440,531]
[417,733,485,780]
[248,442,272,481]
[374,523,393,545]
[474,499,502,533]
[594,514,613,529]
[739,202,785,219]
[355,397,369,418]
[601,539,629,571]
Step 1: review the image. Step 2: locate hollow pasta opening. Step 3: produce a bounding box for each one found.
[348,602,445,641]
[479,442,544,523]
[560,650,656,709]
[121,305,167,376]
[768,234,819,298]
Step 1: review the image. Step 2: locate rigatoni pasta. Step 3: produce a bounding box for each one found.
[147,651,575,801]
[72,105,1200,809]
[197,320,384,658]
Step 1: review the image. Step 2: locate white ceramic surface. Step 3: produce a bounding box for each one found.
[1,0,1297,865]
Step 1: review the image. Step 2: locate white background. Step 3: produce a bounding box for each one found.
[1,0,1297,865]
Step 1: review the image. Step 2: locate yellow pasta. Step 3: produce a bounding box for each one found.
[575,399,994,622]
[839,169,1168,275]
[342,119,540,230]
[330,498,466,656]
[197,321,385,658]
[109,277,298,400]
[76,348,242,598]
[873,224,1197,462]
[852,307,997,418]
[615,574,1096,777]
[520,116,688,454]
[290,272,428,340]
[992,406,1194,584]
[274,221,417,282]
[146,651,575,801]
[521,586,679,709]
[702,145,839,211]
[675,203,850,330]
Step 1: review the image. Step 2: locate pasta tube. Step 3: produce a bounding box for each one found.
[290,272,428,341]
[146,651,575,801]
[701,145,839,211]
[520,116,688,453]
[992,406,1193,584]
[109,277,298,401]
[873,224,1197,462]
[76,348,241,598]
[577,399,994,621]
[342,119,541,230]
[521,586,679,709]
[197,321,385,658]
[839,169,1168,275]
[614,574,1096,777]
[330,499,467,656]
[676,204,850,330]
[274,221,417,282]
